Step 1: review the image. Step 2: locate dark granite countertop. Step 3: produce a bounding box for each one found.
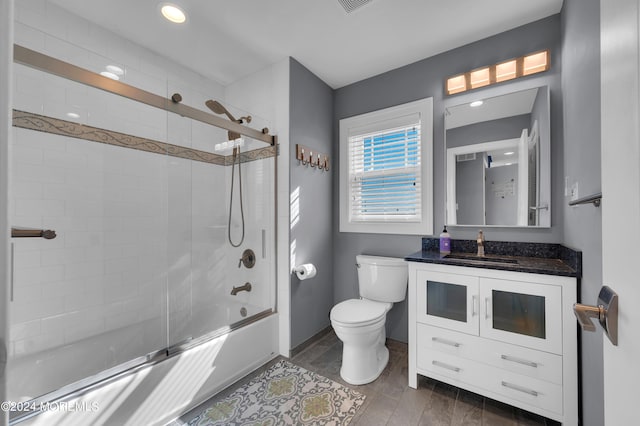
[405,238,582,278]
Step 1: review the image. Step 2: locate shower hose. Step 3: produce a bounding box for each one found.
[228,146,245,247]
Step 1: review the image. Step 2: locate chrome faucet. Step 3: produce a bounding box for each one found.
[231,282,252,295]
[477,230,485,257]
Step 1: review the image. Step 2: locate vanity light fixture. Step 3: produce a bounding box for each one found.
[446,75,467,95]
[469,67,490,89]
[495,59,517,82]
[160,3,187,24]
[445,50,550,96]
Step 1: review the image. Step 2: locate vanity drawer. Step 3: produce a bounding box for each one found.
[485,366,563,415]
[417,348,563,415]
[417,324,563,384]
[417,348,478,385]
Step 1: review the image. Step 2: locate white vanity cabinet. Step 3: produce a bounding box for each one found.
[408,262,578,425]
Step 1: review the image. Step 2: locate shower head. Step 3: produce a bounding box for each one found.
[205,99,252,126]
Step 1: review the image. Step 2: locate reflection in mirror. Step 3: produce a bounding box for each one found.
[445,86,550,227]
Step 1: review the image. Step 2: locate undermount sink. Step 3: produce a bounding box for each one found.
[444,253,518,264]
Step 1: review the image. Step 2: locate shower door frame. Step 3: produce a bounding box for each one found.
[13,45,277,147]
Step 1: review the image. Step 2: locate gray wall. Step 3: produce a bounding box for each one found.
[289,58,335,349]
[333,15,563,343]
[561,0,604,424]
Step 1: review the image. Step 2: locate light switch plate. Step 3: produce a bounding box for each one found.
[570,181,579,201]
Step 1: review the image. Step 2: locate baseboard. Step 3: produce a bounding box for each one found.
[289,325,333,358]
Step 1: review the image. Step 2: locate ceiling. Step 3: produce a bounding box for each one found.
[50,0,563,89]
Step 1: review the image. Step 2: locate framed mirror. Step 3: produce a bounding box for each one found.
[445,86,550,227]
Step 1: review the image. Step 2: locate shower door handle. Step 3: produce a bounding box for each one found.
[529,204,549,211]
[11,227,57,239]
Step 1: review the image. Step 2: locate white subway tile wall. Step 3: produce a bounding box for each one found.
[9,0,276,402]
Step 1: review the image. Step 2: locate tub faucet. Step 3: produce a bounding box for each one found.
[477,230,485,257]
[231,282,252,295]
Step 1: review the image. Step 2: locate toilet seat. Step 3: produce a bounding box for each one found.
[330,299,389,327]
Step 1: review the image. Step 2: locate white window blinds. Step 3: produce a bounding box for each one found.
[348,121,421,222]
[339,97,432,235]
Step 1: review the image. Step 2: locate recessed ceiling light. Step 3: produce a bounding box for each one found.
[470,100,484,107]
[66,112,80,119]
[106,65,124,76]
[161,3,187,23]
[100,71,120,80]
[504,151,514,156]
[505,163,513,166]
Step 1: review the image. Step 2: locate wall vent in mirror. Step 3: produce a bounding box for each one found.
[446,50,550,96]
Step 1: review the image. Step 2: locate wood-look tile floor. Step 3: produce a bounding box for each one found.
[175,329,561,426]
[292,330,560,426]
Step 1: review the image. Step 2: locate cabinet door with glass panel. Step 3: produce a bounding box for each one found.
[479,277,562,354]
[416,271,562,353]
[416,270,480,335]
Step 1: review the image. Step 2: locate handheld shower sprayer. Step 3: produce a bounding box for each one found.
[205,99,248,247]
[206,100,251,127]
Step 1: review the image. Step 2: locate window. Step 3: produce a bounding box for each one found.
[339,98,433,235]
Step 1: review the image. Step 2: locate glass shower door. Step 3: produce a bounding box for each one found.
[8,43,169,404]
[165,96,276,350]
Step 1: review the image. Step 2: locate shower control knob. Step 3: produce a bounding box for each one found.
[239,249,256,269]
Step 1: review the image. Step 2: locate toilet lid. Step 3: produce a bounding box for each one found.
[330,299,387,326]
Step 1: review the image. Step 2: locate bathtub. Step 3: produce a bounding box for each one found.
[12,310,279,426]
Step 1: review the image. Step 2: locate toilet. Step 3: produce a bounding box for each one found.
[330,254,408,385]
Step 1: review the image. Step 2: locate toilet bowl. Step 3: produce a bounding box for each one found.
[330,255,407,385]
[330,298,391,384]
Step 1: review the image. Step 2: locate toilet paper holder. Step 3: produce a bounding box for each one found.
[293,263,317,280]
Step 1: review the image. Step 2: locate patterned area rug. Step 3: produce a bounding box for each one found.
[185,360,366,425]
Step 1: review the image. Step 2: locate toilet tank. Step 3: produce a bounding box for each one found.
[356,255,408,303]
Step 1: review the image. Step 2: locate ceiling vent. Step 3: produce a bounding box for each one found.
[337,0,373,13]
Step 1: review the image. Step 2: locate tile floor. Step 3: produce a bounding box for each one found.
[174,329,561,426]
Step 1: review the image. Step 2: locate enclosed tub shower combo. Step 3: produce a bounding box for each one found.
[8,38,279,424]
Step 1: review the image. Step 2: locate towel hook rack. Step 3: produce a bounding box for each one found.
[296,144,329,172]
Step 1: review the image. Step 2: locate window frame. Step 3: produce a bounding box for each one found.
[339,97,433,235]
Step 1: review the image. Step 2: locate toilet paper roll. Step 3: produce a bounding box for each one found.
[295,263,317,280]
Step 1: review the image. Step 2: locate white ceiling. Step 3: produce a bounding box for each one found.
[50,0,563,89]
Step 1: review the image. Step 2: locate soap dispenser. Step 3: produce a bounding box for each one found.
[439,226,451,254]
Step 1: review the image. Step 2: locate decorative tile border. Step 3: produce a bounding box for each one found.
[12,110,276,166]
